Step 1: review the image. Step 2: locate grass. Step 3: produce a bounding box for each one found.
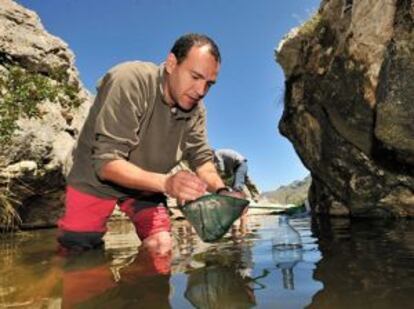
[297,12,322,37]
[0,188,21,231]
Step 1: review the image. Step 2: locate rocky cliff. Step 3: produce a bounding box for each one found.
[0,0,91,228]
[276,0,414,217]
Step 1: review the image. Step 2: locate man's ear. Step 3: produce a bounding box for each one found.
[165,53,177,74]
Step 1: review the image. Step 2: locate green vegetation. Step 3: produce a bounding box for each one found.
[297,12,322,37]
[0,65,83,143]
[0,187,21,231]
[0,65,84,228]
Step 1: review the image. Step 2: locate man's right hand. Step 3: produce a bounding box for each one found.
[165,171,207,205]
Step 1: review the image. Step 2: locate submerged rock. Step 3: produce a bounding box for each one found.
[276,0,414,217]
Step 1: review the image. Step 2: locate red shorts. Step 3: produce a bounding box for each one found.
[58,186,171,240]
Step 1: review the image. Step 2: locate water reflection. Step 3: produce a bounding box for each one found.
[7,215,414,308]
[309,217,414,309]
[179,227,258,309]
[272,245,303,290]
[185,265,256,308]
[271,215,304,290]
[0,215,322,308]
[63,249,172,308]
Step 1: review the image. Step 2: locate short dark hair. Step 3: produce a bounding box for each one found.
[170,33,221,64]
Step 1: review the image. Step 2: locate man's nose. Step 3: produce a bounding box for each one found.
[195,81,208,97]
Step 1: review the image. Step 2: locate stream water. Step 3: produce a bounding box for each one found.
[1,214,413,308]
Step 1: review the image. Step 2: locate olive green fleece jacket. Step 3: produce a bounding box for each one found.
[67,61,213,199]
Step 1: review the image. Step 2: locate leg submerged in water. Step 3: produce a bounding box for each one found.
[119,197,173,257]
[58,231,106,252]
[57,186,116,252]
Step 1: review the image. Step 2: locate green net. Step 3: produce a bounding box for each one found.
[180,194,250,242]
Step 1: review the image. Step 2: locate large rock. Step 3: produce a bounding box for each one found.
[0,0,91,228]
[276,0,414,217]
[0,0,77,83]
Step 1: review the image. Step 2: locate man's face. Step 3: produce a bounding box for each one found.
[164,45,220,111]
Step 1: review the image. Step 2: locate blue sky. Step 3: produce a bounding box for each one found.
[17,0,320,192]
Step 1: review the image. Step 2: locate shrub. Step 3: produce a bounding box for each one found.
[0,187,21,230]
[0,65,83,143]
[0,65,84,227]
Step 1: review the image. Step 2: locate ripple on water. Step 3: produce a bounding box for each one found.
[1,215,414,308]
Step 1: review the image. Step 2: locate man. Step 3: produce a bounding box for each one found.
[58,33,241,255]
[214,149,248,193]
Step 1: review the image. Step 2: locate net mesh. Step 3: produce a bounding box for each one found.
[180,194,249,242]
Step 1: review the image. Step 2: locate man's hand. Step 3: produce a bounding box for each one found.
[165,171,207,205]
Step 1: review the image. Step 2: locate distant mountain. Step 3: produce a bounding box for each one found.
[260,175,311,205]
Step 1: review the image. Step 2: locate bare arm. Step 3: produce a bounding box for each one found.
[99,159,167,193]
[196,161,246,199]
[99,159,207,202]
[195,160,225,192]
